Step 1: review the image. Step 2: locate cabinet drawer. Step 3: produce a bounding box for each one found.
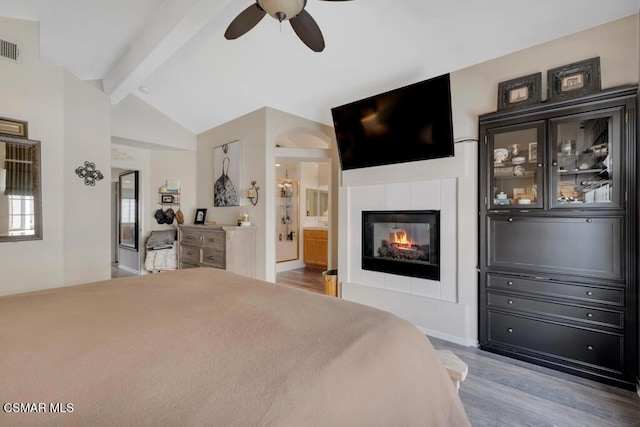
[201,230,225,249]
[201,247,225,269]
[488,311,623,373]
[180,262,199,269]
[180,245,200,264]
[487,292,623,328]
[486,274,623,306]
[180,230,202,245]
[304,229,327,239]
[487,216,622,280]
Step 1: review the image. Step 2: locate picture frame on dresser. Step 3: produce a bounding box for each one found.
[547,57,601,102]
[194,208,207,225]
[497,72,542,110]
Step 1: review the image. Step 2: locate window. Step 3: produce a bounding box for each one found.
[8,195,35,235]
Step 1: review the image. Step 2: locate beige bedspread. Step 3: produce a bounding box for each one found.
[0,268,469,426]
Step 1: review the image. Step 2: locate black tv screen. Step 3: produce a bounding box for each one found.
[331,74,454,170]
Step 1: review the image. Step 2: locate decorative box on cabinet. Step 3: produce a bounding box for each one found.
[178,224,256,278]
[303,228,328,269]
[478,85,637,389]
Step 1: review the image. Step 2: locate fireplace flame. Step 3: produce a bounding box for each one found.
[390,230,416,250]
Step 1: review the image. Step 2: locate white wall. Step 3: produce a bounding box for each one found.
[265,108,338,281]
[196,108,266,279]
[110,85,197,274]
[195,107,336,281]
[339,15,638,346]
[0,17,111,295]
[149,150,197,233]
[111,94,196,151]
[62,70,111,286]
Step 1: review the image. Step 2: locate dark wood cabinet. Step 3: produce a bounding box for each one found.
[478,85,637,389]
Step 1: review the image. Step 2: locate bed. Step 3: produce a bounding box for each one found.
[0,268,470,426]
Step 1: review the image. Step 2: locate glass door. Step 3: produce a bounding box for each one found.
[488,121,545,210]
[550,108,622,208]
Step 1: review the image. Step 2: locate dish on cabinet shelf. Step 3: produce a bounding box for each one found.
[494,148,509,163]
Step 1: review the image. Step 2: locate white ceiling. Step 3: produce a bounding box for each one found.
[1,0,639,134]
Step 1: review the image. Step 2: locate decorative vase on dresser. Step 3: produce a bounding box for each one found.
[178,224,256,278]
[478,85,637,389]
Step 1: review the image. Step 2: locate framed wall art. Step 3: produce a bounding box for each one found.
[0,117,28,138]
[213,140,241,207]
[547,57,601,102]
[497,72,542,111]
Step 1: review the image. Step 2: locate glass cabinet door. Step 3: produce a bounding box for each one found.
[550,108,622,208]
[488,122,545,209]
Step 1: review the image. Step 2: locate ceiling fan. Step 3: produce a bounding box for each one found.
[224,0,352,52]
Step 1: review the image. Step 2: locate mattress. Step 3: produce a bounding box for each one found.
[0,268,470,426]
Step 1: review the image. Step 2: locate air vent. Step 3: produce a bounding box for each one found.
[0,38,21,64]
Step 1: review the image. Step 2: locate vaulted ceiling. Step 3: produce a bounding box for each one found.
[1,0,639,134]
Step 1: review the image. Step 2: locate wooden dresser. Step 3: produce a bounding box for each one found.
[178,225,256,278]
[303,228,328,269]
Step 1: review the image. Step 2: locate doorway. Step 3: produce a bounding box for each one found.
[111,168,140,277]
[275,159,330,294]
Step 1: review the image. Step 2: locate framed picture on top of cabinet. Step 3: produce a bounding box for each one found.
[547,57,601,102]
[497,72,542,111]
[194,208,207,225]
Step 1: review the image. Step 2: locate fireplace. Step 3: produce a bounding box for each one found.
[362,210,440,280]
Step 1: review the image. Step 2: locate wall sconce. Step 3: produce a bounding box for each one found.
[247,180,259,206]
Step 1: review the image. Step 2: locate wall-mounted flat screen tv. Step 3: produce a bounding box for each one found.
[331,73,454,171]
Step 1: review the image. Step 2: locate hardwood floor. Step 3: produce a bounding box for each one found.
[111,262,137,279]
[276,267,325,294]
[428,336,640,426]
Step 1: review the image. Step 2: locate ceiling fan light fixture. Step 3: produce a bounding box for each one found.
[258,0,305,21]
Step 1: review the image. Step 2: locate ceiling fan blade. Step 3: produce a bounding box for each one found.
[289,9,325,52]
[224,3,266,40]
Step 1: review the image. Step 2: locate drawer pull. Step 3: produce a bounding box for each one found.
[587,345,593,351]
[187,251,193,256]
[508,300,513,305]
[586,291,594,296]
[586,218,592,223]
[537,163,543,168]
[552,160,558,167]
[187,236,194,240]
[209,238,215,243]
[508,328,513,333]
[507,281,513,286]
[587,313,593,318]
[208,256,215,261]
[508,217,514,222]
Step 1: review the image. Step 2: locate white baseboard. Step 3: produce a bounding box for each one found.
[118,265,139,275]
[417,325,478,347]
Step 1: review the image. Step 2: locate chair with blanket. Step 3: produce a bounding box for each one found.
[144,230,178,272]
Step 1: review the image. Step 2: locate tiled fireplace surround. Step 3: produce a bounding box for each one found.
[345,179,457,300]
[338,143,477,346]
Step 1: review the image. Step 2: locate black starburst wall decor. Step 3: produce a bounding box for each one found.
[75,161,104,186]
